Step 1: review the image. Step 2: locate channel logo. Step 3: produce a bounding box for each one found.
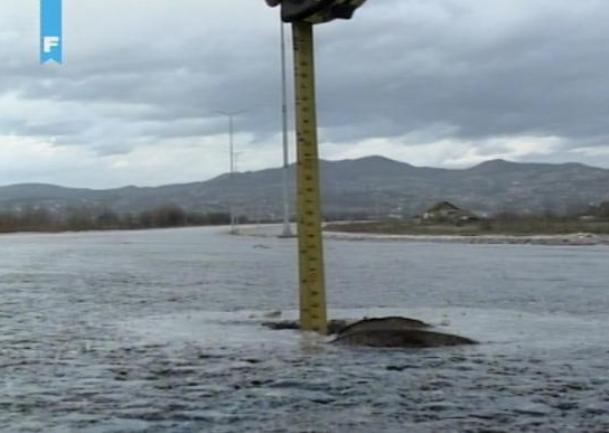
[40,0,62,64]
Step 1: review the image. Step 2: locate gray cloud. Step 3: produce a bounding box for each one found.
[315,0,609,144]
[1,0,609,187]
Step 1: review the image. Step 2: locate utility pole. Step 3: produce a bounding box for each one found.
[216,110,245,235]
[280,18,294,238]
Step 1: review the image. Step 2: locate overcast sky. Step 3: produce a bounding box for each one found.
[1,0,609,188]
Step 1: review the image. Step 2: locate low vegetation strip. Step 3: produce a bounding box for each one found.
[325,217,609,236]
[0,205,238,234]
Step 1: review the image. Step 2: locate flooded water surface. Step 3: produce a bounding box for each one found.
[1,227,608,432]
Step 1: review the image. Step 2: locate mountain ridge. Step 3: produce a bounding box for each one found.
[1,156,608,218]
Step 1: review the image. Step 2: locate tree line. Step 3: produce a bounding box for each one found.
[0,205,243,233]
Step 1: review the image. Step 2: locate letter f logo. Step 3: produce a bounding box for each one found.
[40,0,62,64]
[43,36,60,54]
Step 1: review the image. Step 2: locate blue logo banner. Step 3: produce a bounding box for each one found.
[40,0,62,64]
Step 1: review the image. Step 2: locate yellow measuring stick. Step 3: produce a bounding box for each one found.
[292,21,328,335]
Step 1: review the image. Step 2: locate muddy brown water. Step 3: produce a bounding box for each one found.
[1,226,608,432]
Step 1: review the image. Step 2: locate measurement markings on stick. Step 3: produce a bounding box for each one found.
[266,0,367,335]
[293,21,327,334]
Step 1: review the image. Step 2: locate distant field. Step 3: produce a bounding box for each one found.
[325,218,609,236]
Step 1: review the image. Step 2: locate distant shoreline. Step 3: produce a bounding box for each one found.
[322,219,609,246]
[3,224,609,247]
[323,230,609,246]
[0,224,227,237]
[235,224,609,246]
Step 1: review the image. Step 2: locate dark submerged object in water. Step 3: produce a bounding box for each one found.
[262,319,351,335]
[333,317,477,348]
[262,316,476,348]
[262,317,430,335]
[336,316,431,334]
